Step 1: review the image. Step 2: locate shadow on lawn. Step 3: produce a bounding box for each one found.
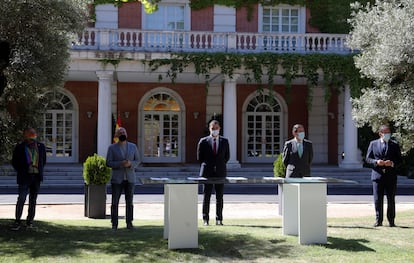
[0,219,293,261]
[325,237,375,252]
[222,223,281,229]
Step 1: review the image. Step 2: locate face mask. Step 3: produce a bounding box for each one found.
[383,133,391,142]
[297,132,305,140]
[25,133,37,142]
[118,135,127,142]
[211,130,220,137]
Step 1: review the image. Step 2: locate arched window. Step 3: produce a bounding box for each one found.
[243,91,286,163]
[40,90,78,162]
[140,89,185,163]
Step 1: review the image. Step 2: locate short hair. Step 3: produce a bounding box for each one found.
[378,124,390,133]
[23,127,35,133]
[209,120,220,129]
[292,124,304,133]
[115,127,126,135]
[23,127,36,135]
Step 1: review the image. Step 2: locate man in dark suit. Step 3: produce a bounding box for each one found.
[11,127,47,230]
[106,127,141,230]
[365,124,402,227]
[197,120,230,226]
[282,124,313,178]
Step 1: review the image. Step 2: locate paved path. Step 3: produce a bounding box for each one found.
[1,194,413,221]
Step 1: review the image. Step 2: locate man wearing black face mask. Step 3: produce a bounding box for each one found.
[11,127,47,230]
[106,127,141,230]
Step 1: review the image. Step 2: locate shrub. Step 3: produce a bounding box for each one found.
[83,154,111,185]
[273,154,286,178]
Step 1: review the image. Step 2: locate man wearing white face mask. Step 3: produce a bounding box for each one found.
[197,120,230,226]
[282,124,313,178]
[366,124,402,227]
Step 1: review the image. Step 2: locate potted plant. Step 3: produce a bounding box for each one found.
[273,154,286,216]
[273,154,286,178]
[83,153,111,219]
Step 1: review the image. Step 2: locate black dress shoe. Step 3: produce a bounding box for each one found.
[203,220,209,226]
[10,222,21,231]
[127,223,134,229]
[389,222,396,227]
[374,222,382,227]
[216,220,223,226]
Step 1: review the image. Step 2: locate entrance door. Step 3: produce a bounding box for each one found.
[143,112,180,162]
[41,91,77,162]
[244,92,284,163]
[141,90,183,163]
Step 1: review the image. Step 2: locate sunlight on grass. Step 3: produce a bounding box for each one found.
[0,211,413,263]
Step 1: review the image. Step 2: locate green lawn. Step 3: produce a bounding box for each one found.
[1,211,413,263]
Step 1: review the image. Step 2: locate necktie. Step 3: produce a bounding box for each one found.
[298,142,303,158]
[382,142,387,155]
[213,139,217,155]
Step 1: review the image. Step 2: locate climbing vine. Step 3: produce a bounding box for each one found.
[147,52,370,108]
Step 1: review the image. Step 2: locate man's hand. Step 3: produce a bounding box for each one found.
[376,160,385,166]
[122,160,131,168]
[377,159,394,167]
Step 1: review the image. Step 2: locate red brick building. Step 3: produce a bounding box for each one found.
[44,2,360,168]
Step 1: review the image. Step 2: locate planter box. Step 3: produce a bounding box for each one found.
[84,184,107,219]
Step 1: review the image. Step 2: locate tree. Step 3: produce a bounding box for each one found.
[347,0,414,154]
[308,0,373,33]
[0,0,86,163]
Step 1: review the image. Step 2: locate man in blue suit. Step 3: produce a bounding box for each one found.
[366,124,402,227]
[197,120,230,226]
[106,127,141,230]
[282,124,313,178]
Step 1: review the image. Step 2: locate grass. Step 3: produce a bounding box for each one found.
[0,211,413,263]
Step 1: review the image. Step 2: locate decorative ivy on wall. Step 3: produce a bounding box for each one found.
[147,52,369,108]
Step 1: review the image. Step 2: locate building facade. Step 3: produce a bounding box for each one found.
[42,1,361,168]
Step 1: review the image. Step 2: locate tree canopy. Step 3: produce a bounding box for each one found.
[347,0,414,154]
[0,0,86,163]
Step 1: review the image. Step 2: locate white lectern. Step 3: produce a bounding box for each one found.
[164,183,198,249]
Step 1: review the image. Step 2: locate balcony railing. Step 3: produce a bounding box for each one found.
[72,28,350,54]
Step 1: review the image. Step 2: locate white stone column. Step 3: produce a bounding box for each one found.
[339,85,361,168]
[223,74,240,168]
[96,71,114,158]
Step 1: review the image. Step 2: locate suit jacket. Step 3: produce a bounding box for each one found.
[197,136,230,178]
[282,138,313,178]
[12,141,47,185]
[106,141,141,184]
[365,139,402,181]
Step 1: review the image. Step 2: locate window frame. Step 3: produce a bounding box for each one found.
[142,1,191,31]
[258,4,306,34]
